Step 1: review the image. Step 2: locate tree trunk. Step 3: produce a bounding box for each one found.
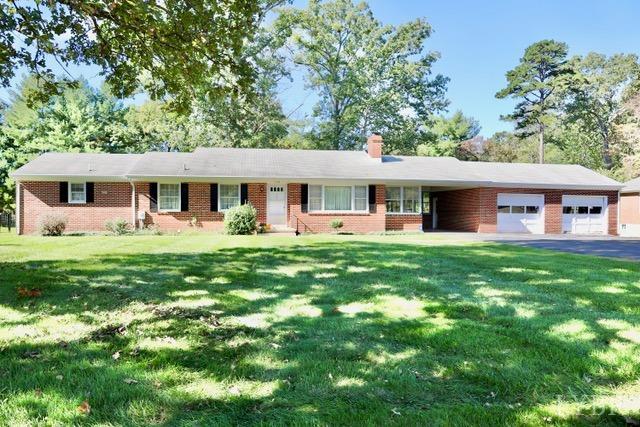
[538,123,545,164]
[602,135,613,170]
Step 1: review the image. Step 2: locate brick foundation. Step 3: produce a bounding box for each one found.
[385,214,424,231]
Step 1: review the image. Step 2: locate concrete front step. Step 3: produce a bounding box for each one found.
[265,226,297,235]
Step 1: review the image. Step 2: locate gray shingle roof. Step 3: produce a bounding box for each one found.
[11,147,623,190]
[622,177,640,193]
[11,152,142,180]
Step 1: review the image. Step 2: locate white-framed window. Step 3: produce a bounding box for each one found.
[309,185,323,211]
[403,186,420,213]
[69,182,86,204]
[219,184,240,211]
[159,183,181,211]
[385,186,401,213]
[386,186,422,214]
[308,185,368,212]
[325,186,352,210]
[354,186,367,211]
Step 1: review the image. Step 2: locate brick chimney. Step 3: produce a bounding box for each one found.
[367,133,383,160]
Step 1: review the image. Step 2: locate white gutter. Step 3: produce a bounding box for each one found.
[15,180,20,235]
[10,174,130,182]
[128,180,136,230]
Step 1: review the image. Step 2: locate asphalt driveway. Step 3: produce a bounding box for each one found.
[434,232,640,261]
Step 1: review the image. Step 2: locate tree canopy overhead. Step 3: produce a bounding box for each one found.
[1,0,284,111]
[277,0,449,152]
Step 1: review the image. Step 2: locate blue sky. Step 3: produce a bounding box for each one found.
[281,0,640,136]
[3,0,640,137]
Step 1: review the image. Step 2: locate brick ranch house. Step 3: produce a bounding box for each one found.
[12,135,623,235]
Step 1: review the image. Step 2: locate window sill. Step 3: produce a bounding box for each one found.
[158,209,181,213]
[308,211,370,216]
[68,201,86,204]
[385,212,423,216]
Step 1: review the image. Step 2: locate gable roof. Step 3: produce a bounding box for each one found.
[11,147,623,190]
[11,152,142,181]
[622,177,640,193]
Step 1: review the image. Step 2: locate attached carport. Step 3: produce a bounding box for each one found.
[428,162,622,235]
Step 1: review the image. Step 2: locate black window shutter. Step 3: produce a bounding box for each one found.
[210,183,218,211]
[368,185,376,213]
[301,184,308,213]
[86,182,94,203]
[181,183,189,211]
[149,183,158,212]
[240,183,248,205]
[59,182,68,203]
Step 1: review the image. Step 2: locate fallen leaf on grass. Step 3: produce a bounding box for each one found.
[77,401,91,415]
[90,324,127,341]
[34,388,42,397]
[17,287,42,298]
[56,375,63,380]
[391,408,401,416]
[22,350,41,359]
[112,351,120,360]
[123,378,138,385]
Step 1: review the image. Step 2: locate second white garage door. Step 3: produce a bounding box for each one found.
[497,193,545,234]
[562,195,607,234]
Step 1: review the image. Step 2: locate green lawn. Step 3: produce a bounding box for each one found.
[0,232,639,426]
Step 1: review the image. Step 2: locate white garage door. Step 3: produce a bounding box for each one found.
[497,193,544,234]
[562,195,607,234]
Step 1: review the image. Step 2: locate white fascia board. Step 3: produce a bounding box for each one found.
[9,174,130,182]
[483,182,623,191]
[620,188,640,194]
[125,175,493,187]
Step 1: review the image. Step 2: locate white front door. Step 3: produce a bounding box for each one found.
[267,184,287,226]
[497,193,545,234]
[562,195,607,234]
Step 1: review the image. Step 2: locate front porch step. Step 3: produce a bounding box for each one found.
[266,226,297,234]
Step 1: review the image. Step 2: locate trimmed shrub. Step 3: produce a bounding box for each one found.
[224,203,257,235]
[37,212,68,236]
[330,218,344,232]
[105,218,132,235]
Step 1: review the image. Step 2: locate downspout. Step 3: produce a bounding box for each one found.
[15,180,20,235]
[129,180,137,230]
[617,190,621,236]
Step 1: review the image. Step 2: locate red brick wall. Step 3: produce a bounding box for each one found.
[138,182,267,231]
[620,193,639,225]
[19,181,132,234]
[18,180,619,235]
[287,183,387,233]
[385,214,423,231]
[435,187,619,235]
[435,188,482,232]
